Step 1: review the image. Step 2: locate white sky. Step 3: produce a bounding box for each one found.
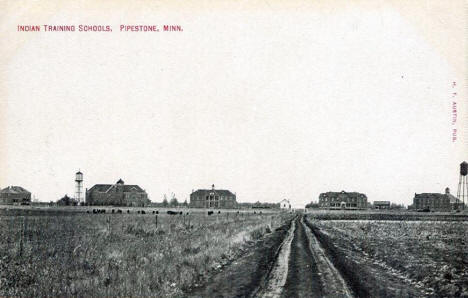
[1,2,466,207]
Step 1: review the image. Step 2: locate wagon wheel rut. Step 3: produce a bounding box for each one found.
[255,215,353,298]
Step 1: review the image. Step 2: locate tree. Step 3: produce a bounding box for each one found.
[162,195,169,207]
[57,194,78,206]
[170,197,179,207]
[182,199,188,207]
[168,193,179,207]
[390,203,404,209]
[305,202,319,209]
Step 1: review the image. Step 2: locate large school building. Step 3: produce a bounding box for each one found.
[318,191,368,210]
[413,187,462,211]
[86,179,150,207]
[190,185,237,208]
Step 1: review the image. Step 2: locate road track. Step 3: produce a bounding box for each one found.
[255,215,353,298]
[256,219,296,298]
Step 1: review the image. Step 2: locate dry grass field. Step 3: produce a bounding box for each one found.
[2,207,467,297]
[0,207,292,297]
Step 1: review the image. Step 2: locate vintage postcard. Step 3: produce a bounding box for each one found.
[0,0,466,297]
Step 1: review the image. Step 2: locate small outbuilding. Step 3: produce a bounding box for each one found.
[279,199,291,209]
[374,201,391,209]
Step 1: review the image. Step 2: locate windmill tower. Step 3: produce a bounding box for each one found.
[457,161,468,210]
[75,170,83,204]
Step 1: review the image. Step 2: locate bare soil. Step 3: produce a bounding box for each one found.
[281,217,323,298]
[304,218,429,297]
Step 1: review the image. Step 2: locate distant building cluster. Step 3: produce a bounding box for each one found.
[190,185,237,208]
[318,191,367,210]
[1,161,467,210]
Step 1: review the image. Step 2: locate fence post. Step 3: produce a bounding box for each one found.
[18,217,24,258]
[107,216,111,234]
[24,216,29,241]
[7,217,11,251]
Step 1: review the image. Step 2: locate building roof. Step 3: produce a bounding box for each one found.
[415,187,463,203]
[320,191,367,198]
[414,193,447,199]
[279,199,290,204]
[373,201,391,204]
[0,186,31,194]
[191,189,235,197]
[88,183,145,193]
[414,193,462,205]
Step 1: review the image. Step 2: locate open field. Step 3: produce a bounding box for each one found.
[0,206,294,297]
[1,207,467,297]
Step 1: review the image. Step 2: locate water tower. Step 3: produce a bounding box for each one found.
[457,161,468,210]
[75,171,83,204]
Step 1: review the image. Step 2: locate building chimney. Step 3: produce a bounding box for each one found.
[212,184,215,190]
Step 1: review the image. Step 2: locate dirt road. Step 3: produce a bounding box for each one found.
[187,215,355,298]
[255,216,353,298]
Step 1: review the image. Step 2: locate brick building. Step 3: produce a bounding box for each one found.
[190,185,237,208]
[86,179,150,207]
[413,187,462,211]
[0,186,31,205]
[318,191,367,210]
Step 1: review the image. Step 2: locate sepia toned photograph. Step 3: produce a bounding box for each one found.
[0,1,467,297]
